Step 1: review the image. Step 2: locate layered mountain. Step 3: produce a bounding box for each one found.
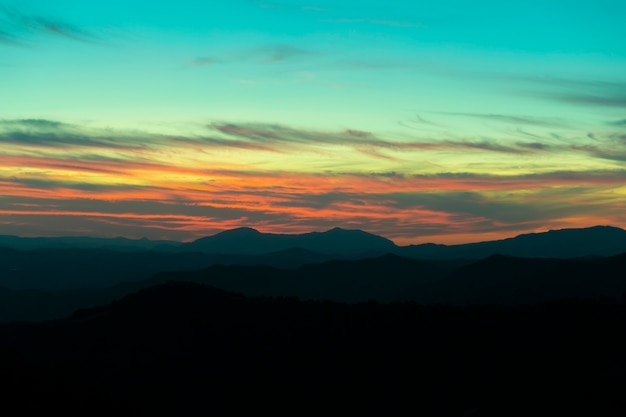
[3,225,626,259]
[0,235,180,251]
[181,226,397,255]
[2,281,626,415]
[6,251,626,323]
[398,225,626,259]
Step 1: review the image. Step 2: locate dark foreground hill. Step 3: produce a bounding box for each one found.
[3,252,626,323]
[1,281,625,416]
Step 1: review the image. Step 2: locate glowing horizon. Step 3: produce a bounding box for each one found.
[2,1,626,245]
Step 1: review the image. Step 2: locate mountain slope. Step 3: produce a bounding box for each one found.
[2,281,626,416]
[183,226,397,255]
[399,225,626,259]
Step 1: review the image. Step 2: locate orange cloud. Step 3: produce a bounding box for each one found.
[2,119,626,243]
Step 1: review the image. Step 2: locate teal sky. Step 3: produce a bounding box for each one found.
[4,0,625,128]
[1,1,626,243]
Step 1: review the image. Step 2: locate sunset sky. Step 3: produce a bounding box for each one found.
[2,0,626,244]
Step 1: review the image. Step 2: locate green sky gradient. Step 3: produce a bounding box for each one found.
[1,1,626,243]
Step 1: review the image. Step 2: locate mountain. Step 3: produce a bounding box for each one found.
[0,246,351,292]
[183,226,397,255]
[0,253,458,322]
[2,225,626,259]
[3,249,626,323]
[408,252,626,305]
[0,235,181,251]
[148,252,626,306]
[184,253,455,303]
[0,247,217,290]
[398,225,626,259]
[2,281,626,415]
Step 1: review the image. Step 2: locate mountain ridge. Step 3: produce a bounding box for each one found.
[182,226,397,255]
[2,224,626,258]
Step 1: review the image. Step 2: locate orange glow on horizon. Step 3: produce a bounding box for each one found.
[2,122,626,244]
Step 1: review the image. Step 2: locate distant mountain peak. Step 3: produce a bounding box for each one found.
[399,224,626,259]
[214,227,261,236]
[324,227,353,234]
[185,226,395,255]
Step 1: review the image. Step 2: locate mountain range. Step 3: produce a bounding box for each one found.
[1,224,626,323]
[2,250,626,323]
[2,225,626,415]
[2,280,625,416]
[2,224,626,258]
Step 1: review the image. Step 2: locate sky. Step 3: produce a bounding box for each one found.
[1,0,626,244]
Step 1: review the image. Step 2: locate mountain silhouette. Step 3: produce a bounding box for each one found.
[399,225,626,259]
[183,226,397,255]
[0,235,180,251]
[2,281,626,416]
[3,225,626,259]
[2,225,626,259]
[410,252,626,305]
[5,248,626,323]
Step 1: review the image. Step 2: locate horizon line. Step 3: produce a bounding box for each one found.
[0,224,621,247]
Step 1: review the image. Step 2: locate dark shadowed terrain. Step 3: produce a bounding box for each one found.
[2,225,626,415]
[2,250,626,323]
[1,281,626,416]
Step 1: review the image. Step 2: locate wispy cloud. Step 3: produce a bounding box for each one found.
[3,118,626,243]
[0,118,597,168]
[0,27,21,45]
[571,144,626,162]
[257,44,311,62]
[188,43,313,68]
[609,118,626,127]
[0,6,103,45]
[188,57,217,67]
[437,112,566,128]
[511,75,626,109]
[515,141,550,151]
[514,76,626,91]
[549,93,626,108]
[206,122,545,156]
[0,119,149,149]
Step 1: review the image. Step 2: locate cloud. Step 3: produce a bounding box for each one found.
[515,142,550,151]
[4,116,626,244]
[0,27,21,45]
[189,57,217,67]
[257,44,310,62]
[3,129,626,243]
[188,44,313,68]
[0,119,148,149]
[379,188,613,226]
[0,6,102,45]
[609,119,626,127]
[515,76,626,91]
[437,112,565,128]
[549,93,626,108]
[5,119,66,128]
[207,122,543,156]
[571,144,626,162]
[512,75,626,109]
[441,140,526,154]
